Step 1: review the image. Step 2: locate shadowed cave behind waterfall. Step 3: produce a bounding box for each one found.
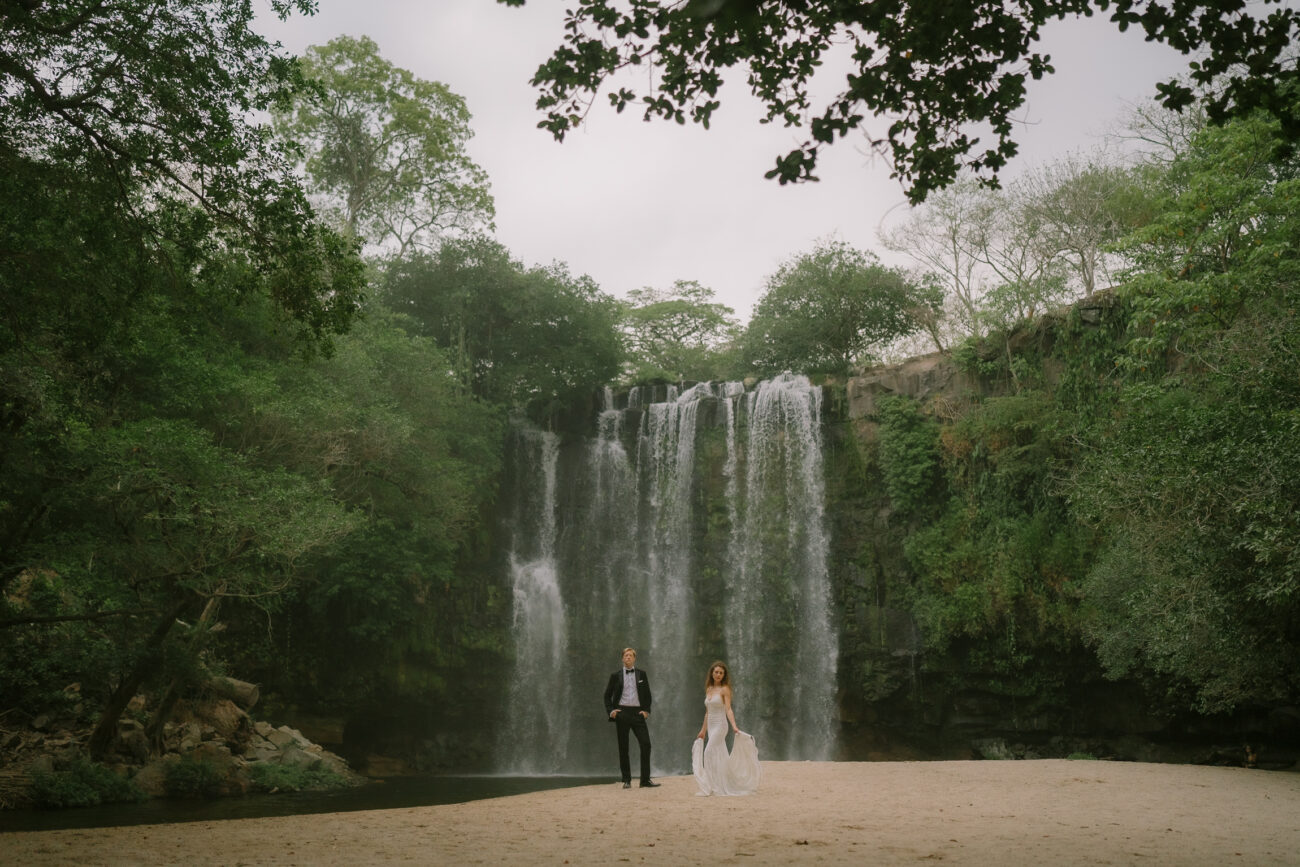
[499,374,837,775]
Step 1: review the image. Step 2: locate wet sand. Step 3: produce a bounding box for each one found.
[4,759,1298,865]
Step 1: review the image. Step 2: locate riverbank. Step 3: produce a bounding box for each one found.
[4,759,1298,865]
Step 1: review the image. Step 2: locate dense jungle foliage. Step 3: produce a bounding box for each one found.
[832,110,1300,733]
[2,1,1297,775]
[0,6,622,763]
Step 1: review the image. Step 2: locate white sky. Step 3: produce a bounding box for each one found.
[257,1,1192,322]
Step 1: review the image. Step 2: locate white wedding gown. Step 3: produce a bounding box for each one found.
[691,692,760,796]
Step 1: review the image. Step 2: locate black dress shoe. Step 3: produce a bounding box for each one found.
[622,781,631,789]
[639,780,660,788]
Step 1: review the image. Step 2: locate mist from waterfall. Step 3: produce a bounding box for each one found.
[499,376,837,774]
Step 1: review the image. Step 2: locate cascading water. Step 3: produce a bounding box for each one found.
[589,387,637,642]
[499,376,837,774]
[725,374,837,759]
[625,381,724,757]
[497,427,568,773]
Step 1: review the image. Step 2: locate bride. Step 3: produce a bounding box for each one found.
[692,660,760,796]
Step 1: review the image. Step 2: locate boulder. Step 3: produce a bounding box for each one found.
[265,727,299,750]
[311,751,354,778]
[132,755,178,797]
[27,754,54,776]
[275,745,320,769]
[269,725,312,750]
[242,741,281,762]
[180,742,253,797]
[177,721,203,753]
[200,699,253,749]
[117,727,150,763]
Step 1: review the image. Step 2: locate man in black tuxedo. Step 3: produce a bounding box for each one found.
[603,647,659,788]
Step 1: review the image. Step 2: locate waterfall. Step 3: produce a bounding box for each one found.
[631,382,713,754]
[498,427,568,773]
[725,374,837,758]
[499,377,837,774]
[589,387,638,661]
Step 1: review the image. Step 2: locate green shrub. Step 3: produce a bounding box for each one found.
[164,756,225,798]
[876,394,941,516]
[31,758,144,809]
[1067,752,1098,761]
[249,760,348,792]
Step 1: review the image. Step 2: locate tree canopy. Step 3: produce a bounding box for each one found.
[0,2,512,763]
[0,0,365,339]
[622,280,740,382]
[380,236,624,415]
[501,0,1300,202]
[273,35,495,255]
[743,239,939,375]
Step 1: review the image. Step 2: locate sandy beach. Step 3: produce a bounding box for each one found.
[3,760,1298,865]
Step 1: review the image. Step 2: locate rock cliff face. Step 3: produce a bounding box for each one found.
[845,351,978,430]
[829,328,1297,769]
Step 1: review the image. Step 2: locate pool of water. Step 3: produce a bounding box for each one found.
[0,775,610,833]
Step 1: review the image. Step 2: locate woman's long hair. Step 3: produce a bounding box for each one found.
[704,660,731,689]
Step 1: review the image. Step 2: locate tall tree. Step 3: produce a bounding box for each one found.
[974,193,1071,328]
[743,239,939,375]
[501,0,1300,201]
[273,35,495,255]
[882,158,1141,346]
[1015,155,1146,295]
[0,0,364,339]
[622,280,740,382]
[380,237,624,414]
[1112,95,1208,166]
[880,179,997,337]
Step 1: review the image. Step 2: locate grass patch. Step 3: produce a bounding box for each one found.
[31,759,145,809]
[249,760,348,793]
[164,756,225,798]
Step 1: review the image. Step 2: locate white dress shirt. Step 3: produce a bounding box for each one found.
[619,667,639,706]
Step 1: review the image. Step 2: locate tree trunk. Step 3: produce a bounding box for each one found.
[207,676,260,711]
[88,595,194,759]
[145,592,224,751]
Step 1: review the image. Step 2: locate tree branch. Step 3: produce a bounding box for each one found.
[0,606,157,629]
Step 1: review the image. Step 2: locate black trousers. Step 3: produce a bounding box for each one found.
[614,705,651,783]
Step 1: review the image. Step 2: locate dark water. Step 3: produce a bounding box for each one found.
[0,775,608,833]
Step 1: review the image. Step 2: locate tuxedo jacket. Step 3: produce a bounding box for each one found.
[604,668,652,720]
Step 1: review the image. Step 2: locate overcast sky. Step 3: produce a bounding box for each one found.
[256,1,1192,322]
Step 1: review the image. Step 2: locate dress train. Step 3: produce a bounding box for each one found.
[691,693,759,796]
